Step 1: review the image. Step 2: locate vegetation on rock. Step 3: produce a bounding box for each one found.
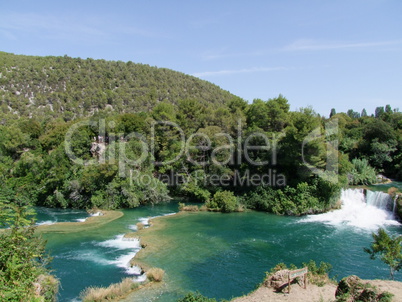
[335,275,393,302]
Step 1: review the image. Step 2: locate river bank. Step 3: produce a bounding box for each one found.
[35,210,123,234]
[231,279,402,302]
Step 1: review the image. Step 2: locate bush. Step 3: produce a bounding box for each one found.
[0,202,57,302]
[179,203,200,212]
[302,260,333,286]
[266,260,332,287]
[207,191,238,213]
[147,268,165,282]
[349,158,377,185]
[335,275,394,302]
[177,292,220,302]
[36,274,59,302]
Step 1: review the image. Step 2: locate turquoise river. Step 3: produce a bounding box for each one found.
[36,187,402,301]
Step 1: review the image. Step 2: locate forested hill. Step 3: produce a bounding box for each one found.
[0,51,237,120]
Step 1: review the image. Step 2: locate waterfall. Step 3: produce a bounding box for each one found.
[302,188,400,229]
[366,190,395,212]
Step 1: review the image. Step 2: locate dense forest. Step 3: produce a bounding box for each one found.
[0,52,401,217]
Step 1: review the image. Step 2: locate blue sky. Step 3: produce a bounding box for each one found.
[1,0,401,116]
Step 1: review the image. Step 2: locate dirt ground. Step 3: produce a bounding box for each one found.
[231,279,402,302]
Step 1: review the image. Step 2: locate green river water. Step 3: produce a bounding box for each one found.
[37,188,402,301]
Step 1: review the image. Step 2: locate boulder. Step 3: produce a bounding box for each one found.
[265,269,290,291]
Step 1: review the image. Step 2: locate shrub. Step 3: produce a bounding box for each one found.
[177,292,219,302]
[207,191,237,213]
[179,203,200,212]
[266,260,332,287]
[335,276,394,302]
[36,274,59,302]
[349,158,377,185]
[302,260,333,286]
[147,268,165,282]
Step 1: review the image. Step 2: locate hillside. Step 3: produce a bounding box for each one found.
[0,51,237,121]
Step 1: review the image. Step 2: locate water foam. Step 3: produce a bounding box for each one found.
[128,224,138,231]
[138,212,176,228]
[79,213,176,277]
[366,190,395,211]
[302,189,400,230]
[90,212,103,217]
[138,217,150,226]
[97,235,142,275]
[98,234,141,250]
[134,273,147,282]
[36,220,56,226]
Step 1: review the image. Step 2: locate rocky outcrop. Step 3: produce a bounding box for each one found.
[265,269,291,291]
[90,142,106,158]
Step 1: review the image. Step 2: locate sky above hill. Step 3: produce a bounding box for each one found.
[1,0,401,116]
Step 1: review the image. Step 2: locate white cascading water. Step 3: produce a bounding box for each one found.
[302,189,400,229]
[366,190,395,212]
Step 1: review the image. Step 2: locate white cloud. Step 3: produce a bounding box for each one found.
[284,39,402,51]
[192,66,287,77]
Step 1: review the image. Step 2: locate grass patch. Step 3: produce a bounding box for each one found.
[179,203,200,212]
[80,267,165,301]
[136,222,145,230]
[80,278,139,302]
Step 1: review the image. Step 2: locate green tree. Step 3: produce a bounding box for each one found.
[330,108,336,118]
[364,228,402,280]
[385,104,392,114]
[361,108,368,117]
[246,95,290,132]
[347,109,360,119]
[0,192,58,301]
[375,106,385,118]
